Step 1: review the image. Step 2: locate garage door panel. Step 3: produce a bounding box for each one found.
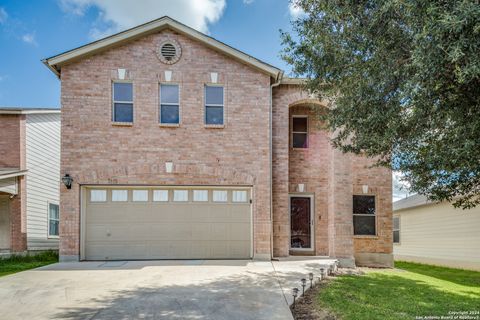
[229,206,251,222]
[86,243,148,260]
[229,223,251,241]
[84,187,252,260]
[229,241,251,257]
[191,223,212,240]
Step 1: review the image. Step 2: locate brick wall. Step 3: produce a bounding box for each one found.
[0,115,21,168]
[289,104,330,255]
[272,85,309,256]
[9,176,27,251]
[59,29,272,259]
[272,84,392,265]
[351,155,393,258]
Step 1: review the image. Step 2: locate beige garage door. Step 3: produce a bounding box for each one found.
[82,187,252,260]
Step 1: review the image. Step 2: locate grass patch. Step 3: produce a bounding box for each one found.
[317,261,480,320]
[0,251,58,277]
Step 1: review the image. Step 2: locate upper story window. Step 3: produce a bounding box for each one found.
[292,116,308,148]
[205,85,224,125]
[353,195,376,236]
[160,84,180,124]
[113,82,133,123]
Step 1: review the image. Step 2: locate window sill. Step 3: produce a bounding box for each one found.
[159,123,180,128]
[205,124,225,129]
[291,147,309,150]
[112,122,133,126]
[47,235,59,239]
[353,235,378,239]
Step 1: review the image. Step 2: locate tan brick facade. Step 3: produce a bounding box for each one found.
[57,28,392,266]
[59,30,272,260]
[272,85,392,266]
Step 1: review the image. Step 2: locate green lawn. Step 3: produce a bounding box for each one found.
[318,261,480,320]
[0,251,58,277]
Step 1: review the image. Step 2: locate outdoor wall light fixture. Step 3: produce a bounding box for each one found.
[62,174,73,189]
[309,272,314,288]
[292,288,299,308]
[301,278,307,295]
[362,184,369,194]
[165,161,173,173]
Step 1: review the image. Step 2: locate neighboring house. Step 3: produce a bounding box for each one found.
[43,16,392,267]
[0,108,61,254]
[393,194,480,271]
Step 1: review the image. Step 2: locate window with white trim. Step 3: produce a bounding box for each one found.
[153,190,169,202]
[113,82,133,123]
[353,195,376,236]
[173,190,189,202]
[232,190,247,203]
[160,84,179,124]
[132,190,149,202]
[112,190,128,202]
[393,216,400,244]
[48,203,59,237]
[205,85,224,125]
[213,190,228,202]
[90,190,107,202]
[292,116,308,148]
[193,190,208,202]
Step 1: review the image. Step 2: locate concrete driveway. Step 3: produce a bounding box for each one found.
[0,257,335,320]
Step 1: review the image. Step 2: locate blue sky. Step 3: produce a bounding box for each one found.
[0,0,302,108]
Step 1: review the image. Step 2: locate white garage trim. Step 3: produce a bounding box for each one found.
[80,185,253,260]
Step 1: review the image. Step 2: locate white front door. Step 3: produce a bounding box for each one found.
[0,196,11,250]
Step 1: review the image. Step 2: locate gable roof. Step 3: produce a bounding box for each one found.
[393,194,431,211]
[43,16,282,80]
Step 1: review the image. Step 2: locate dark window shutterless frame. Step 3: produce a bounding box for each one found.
[112,82,133,123]
[159,83,180,124]
[205,85,224,125]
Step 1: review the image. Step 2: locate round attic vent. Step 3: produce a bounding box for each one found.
[158,39,181,65]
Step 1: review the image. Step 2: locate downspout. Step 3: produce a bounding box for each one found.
[269,71,283,260]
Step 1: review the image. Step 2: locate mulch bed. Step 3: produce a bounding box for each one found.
[290,268,364,320]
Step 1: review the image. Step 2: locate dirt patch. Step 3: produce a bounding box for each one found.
[290,268,364,320]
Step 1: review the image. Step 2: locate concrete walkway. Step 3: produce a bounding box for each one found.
[0,258,336,320]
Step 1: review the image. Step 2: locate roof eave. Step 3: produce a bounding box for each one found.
[42,59,60,78]
[0,169,28,180]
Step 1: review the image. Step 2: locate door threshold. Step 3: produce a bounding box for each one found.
[289,250,315,256]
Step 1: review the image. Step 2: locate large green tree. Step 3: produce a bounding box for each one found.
[282,0,480,209]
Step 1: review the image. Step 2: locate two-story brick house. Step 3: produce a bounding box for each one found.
[44,16,392,267]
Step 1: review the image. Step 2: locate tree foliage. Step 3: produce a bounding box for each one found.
[282,0,480,208]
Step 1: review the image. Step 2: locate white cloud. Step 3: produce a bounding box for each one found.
[392,171,412,201]
[22,32,37,46]
[59,0,226,39]
[288,1,305,19]
[243,0,254,4]
[0,7,7,24]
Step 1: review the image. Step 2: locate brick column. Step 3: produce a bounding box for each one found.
[328,148,355,267]
[10,176,27,252]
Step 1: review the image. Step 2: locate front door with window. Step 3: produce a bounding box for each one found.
[290,196,313,250]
